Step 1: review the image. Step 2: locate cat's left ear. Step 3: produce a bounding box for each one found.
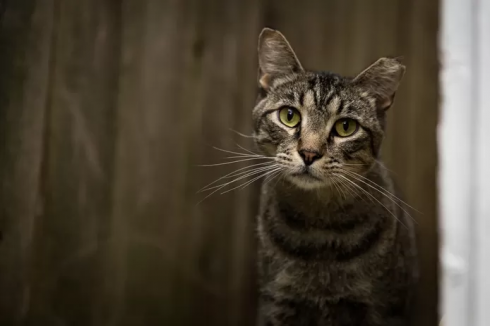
[352,57,405,110]
[257,28,304,91]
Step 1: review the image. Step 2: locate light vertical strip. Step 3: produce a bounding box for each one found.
[439,0,475,325]
[474,0,490,324]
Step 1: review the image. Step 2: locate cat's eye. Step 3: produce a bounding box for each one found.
[334,119,358,137]
[278,107,301,128]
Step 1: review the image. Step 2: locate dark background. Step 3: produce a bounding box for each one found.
[0,0,438,325]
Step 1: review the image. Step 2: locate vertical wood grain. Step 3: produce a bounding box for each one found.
[22,1,121,325]
[0,1,439,325]
[0,0,54,324]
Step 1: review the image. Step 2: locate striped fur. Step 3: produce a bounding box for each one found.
[254,29,418,326]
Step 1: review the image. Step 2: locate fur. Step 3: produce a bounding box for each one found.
[254,28,418,326]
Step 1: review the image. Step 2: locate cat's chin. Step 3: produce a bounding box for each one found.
[286,174,330,190]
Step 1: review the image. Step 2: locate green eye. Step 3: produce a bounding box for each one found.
[279,107,301,128]
[334,119,358,137]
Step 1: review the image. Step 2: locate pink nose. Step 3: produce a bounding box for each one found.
[298,150,322,166]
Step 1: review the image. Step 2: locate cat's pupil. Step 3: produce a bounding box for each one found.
[342,121,349,131]
[287,109,294,121]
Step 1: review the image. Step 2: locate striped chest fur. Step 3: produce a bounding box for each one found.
[257,177,398,301]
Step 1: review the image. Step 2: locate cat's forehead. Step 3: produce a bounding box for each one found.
[270,72,371,118]
[273,71,345,98]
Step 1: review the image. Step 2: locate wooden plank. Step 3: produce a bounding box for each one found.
[226,1,262,325]
[0,0,54,324]
[110,0,168,324]
[375,0,400,171]
[403,0,439,325]
[111,0,262,324]
[181,0,261,324]
[20,1,122,325]
[342,0,377,75]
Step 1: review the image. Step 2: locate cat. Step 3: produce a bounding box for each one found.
[253,28,418,326]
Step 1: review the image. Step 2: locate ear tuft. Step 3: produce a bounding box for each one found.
[353,57,405,110]
[257,28,303,91]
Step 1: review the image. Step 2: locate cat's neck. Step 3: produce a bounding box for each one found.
[267,163,388,220]
[271,178,348,218]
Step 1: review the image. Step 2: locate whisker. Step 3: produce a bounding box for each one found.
[224,155,275,160]
[333,175,369,204]
[198,157,275,167]
[201,165,279,192]
[224,163,276,179]
[336,174,409,230]
[196,166,280,205]
[235,143,262,156]
[339,170,418,225]
[331,178,346,201]
[197,161,275,193]
[340,169,421,214]
[341,163,370,166]
[340,179,364,201]
[211,146,259,158]
[376,160,398,175]
[220,167,282,194]
[240,167,283,190]
[339,178,364,202]
[273,170,285,187]
[264,169,283,186]
[348,178,373,204]
[196,183,229,205]
[229,128,256,139]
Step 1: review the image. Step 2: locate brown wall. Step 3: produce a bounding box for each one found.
[0,1,438,325]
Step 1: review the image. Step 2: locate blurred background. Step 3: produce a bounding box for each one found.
[0,0,439,326]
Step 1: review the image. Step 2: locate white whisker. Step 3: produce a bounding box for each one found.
[341,169,421,215]
[339,170,417,225]
[225,163,276,179]
[336,174,409,230]
[341,163,369,166]
[335,174,372,204]
[211,146,258,157]
[229,128,256,139]
[201,165,279,192]
[239,168,282,190]
[264,170,283,186]
[220,167,282,194]
[196,166,280,205]
[197,162,275,193]
[331,178,346,200]
[198,157,274,167]
[225,155,275,160]
[235,143,262,156]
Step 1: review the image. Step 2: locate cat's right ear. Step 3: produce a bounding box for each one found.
[257,28,304,92]
[352,57,405,111]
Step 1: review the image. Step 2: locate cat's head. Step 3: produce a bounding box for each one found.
[253,28,404,190]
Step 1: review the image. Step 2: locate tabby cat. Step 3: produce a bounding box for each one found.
[254,28,418,326]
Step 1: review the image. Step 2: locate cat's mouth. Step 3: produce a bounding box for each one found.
[287,168,327,189]
[291,168,322,181]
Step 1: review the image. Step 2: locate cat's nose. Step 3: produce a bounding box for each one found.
[298,150,322,166]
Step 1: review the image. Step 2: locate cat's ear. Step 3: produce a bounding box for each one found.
[257,28,304,91]
[353,57,405,110]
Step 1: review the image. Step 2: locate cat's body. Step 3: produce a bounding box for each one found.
[256,165,417,326]
[253,29,418,326]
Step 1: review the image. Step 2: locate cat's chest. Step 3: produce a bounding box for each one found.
[271,259,375,302]
[259,201,381,258]
[264,193,376,234]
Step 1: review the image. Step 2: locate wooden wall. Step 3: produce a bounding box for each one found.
[0,1,438,325]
